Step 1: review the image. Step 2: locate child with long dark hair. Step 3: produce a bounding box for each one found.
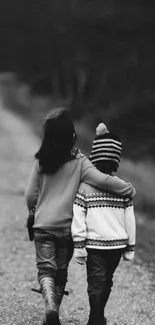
[25,109,135,325]
[72,123,136,325]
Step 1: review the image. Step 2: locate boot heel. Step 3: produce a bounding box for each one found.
[43,310,61,325]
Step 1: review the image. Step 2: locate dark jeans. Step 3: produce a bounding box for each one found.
[34,230,73,285]
[86,248,123,324]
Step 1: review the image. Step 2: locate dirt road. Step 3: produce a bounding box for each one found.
[0,101,154,325]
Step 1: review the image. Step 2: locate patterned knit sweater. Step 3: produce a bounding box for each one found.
[25,149,135,236]
[72,182,136,251]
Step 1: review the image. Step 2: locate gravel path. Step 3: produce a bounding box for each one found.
[0,101,154,325]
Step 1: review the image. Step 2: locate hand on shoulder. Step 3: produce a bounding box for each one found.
[71,148,85,159]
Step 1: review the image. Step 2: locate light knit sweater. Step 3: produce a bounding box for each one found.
[25,149,135,235]
[72,182,136,254]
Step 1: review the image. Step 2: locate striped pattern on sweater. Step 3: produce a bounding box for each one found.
[74,190,132,210]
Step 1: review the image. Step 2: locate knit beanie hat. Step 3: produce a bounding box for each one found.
[89,123,122,166]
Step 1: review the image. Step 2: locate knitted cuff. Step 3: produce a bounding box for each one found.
[74,240,86,249]
[125,244,135,252]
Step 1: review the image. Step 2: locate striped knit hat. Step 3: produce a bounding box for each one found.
[89,123,122,166]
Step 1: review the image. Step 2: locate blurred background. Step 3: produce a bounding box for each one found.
[0,0,155,216]
[0,0,155,261]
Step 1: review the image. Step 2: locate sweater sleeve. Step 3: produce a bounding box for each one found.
[124,199,136,252]
[25,160,40,211]
[80,156,135,197]
[71,190,87,248]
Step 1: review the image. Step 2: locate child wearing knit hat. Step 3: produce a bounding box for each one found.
[71,123,136,325]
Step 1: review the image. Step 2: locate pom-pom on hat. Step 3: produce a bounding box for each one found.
[96,123,109,136]
[89,123,122,166]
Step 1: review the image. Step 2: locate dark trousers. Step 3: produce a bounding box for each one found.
[34,230,73,286]
[86,248,123,325]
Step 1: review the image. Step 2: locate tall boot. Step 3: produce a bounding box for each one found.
[40,277,61,325]
[56,286,65,307]
[87,290,107,325]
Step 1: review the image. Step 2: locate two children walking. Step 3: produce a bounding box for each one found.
[25,108,136,325]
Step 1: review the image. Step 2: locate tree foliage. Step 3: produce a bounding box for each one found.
[0,0,155,158]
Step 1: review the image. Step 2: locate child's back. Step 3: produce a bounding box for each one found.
[73,181,135,250]
[26,152,86,234]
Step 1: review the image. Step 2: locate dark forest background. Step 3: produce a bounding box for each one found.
[0,0,155,159]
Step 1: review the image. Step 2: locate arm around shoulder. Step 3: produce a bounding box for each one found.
[81,157,136,197]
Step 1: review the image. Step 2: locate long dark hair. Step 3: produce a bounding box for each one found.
[35,108,77,174]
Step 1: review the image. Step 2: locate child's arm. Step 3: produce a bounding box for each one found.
[81,156,135,198]
[25,160,40,211]
[71,189,88,265]
[123,199,136,260]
